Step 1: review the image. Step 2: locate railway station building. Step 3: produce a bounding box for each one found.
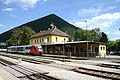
[29,25,69,45]
[29,24,106,57]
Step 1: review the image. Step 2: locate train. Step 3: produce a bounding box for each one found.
[7,44,44,55]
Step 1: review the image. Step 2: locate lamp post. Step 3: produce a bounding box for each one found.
[85,20,88,57]
[62,41,65,62]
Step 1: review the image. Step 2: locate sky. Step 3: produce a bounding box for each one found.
[0,0,120,41]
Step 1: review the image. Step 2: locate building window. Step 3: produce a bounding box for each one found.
[47,37,49,42]
[64,38,66,42]
[100,47,102,50]
[39,38,41,43]
[37,39,38,43]
[103,47,105,50]
[42,38,44,43]
[95,47,99,52]
[56,37,58,42]
[34,40,36,43]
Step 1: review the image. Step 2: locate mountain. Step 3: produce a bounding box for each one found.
[0,14,78,42]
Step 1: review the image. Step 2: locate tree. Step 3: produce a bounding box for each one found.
[74,28,102,42]
[107,39,120,54]
[88,28,101,41]
[116,39,120,51]
[74,28,86,41]
[107,41,117,52]
[7,28,23,46]
[7,26,36,46]
[100,32,108,43]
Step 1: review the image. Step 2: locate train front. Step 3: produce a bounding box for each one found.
[36,45,44,55]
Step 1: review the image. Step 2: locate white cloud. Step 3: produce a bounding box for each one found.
[72,12,120,30]
[9,14,17,17]
[0,24,4,27]
[78,6,117,17]
[2,0,47,10]
[43,0,47,2]
[115,0,120,2]
[78,7,102,17]
[111,37,120,41]
[113,31,120,35]
[2,8,14,11]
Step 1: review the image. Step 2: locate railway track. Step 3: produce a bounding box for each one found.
[73,67,120,80]
[0,58,16,66]
[96,63,120,69]
[0,54,53,64]
[0,55,62,80]
[6,65,60,80]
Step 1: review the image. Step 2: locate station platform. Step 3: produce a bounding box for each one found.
[43,54,120,63]
[0,66,19,80]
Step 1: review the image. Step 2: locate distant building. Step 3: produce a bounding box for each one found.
[29,24,69,45]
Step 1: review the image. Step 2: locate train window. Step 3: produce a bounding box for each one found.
[17,47,24,51]
[26,47,30,49]
[12,48,16,51]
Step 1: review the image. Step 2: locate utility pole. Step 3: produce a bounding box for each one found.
[85,20,88,57]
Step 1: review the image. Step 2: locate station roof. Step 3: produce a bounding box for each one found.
[30,25,69,39]
[42,41,107,46]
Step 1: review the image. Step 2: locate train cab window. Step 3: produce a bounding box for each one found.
[31,47,36,50]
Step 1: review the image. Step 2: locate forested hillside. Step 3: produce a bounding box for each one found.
[0,14,78,42]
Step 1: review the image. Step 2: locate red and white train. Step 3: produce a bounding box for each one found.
[7,45,43,55]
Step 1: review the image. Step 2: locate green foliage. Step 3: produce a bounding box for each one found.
[74,28,102,42]
[116,39,120,51]
[100,32,108,43]
[107,41,117,52]
[0,14,78,42]
[7,26,36,46]
[74,28,86,41]
[107,39,120,52]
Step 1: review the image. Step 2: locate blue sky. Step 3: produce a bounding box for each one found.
[0,0,120,40]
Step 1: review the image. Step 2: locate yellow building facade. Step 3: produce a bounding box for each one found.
[29,25,69,45]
